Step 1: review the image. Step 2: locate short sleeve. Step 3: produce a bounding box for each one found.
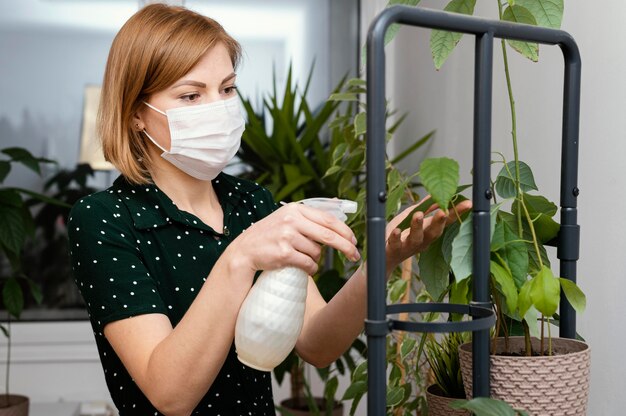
[67,195,167,330]
[250,186,279,220]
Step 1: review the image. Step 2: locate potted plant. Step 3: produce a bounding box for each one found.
[424,332,469,416]
[0,147,64,415]
[394,0,591,414]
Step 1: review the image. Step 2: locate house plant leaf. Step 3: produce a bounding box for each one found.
[451,215,473,282]
[518,278,533,318]
[497,221,529,288]
[430,0,477,69]
[0,204,26,255]
[516,0,563,29]
[418,235,450,300]
[559,278,586,314]
[495,161,538,199]
[490,260,518,314]
[3,277,24,319]
[530,266,560,316]
[0,161,10,183]
[502,5,539,62]
[451,397,529,415]
[419,157,459,214]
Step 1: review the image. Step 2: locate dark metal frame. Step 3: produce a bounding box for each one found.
[365,6,581,414]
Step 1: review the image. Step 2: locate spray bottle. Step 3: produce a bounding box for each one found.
[234,197,357,371]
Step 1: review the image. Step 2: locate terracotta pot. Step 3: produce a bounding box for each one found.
[0,395,29,416]
[425,384,469,416]
[279,397,344,416]
[459,337,590,416]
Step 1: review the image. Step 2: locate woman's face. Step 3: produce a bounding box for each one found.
[135,42,238,152]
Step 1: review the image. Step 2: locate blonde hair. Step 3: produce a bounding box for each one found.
[98,4,242,184]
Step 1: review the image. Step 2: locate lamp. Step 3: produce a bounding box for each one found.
[78,84,115,171]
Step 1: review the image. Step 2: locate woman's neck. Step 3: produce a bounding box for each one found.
[149,159,223,228]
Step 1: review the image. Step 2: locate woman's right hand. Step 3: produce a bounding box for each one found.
[228,203,360,276]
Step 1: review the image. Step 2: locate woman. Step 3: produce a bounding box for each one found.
[68,4,469,415]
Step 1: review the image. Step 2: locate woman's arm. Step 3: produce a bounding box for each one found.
[103,202,359,415]
[104,248,253,416]
[296,200,472,367]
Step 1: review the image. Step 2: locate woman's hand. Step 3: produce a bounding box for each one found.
[385,198,472,275]
[230,203,360,277]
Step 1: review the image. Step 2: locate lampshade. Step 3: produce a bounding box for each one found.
[78,85,115,171]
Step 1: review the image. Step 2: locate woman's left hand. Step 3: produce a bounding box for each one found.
[384,198,472,275]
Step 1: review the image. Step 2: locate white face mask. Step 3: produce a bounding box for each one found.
[142,96,245,181]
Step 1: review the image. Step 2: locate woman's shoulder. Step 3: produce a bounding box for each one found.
[68,176,137,224]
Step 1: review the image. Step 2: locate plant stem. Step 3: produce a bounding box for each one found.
[541,314,544,355]
[5,314,10,406]
[497,0,524,237]
[521,320,532,357]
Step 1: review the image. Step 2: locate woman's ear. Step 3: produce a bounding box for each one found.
[132,112,144,132]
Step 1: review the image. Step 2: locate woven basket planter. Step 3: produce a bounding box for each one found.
[425,384,469,416]
[459,337,590,416]
[0,395,29,416]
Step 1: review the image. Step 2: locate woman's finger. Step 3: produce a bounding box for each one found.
[407,211,425,246]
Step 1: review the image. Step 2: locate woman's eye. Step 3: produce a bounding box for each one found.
[181,93,200,102]
[223,85,238,95]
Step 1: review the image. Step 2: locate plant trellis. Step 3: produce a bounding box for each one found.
[364,6,581,414]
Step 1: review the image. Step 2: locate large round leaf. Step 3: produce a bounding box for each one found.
[419,157,459,213]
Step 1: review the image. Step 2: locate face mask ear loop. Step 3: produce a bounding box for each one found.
[142,129,168,153]
[143,101,167,116]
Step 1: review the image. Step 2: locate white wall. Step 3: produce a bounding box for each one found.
[361,0,625,414]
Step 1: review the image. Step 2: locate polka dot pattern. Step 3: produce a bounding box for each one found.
[68,172,278,415]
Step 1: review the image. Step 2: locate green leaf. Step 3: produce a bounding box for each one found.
[0,161,10,183]
[418,236,450,300]
[324,375,339,410]
[524,306,540,339]
[442,220,461,264]
[490,260,518,313]
[512,194,559,243]
[495,161,538,199]
[328,92,359,102]
[0,189,23,208]
[12,187,70,208]
[450,278,470,305]
[400,337,416,360]
[516,0,563,29]
[528,242,550,275]
[419,157,460,213]
[502,5,539,61]
[389,278,408,303]
[518,278,533,317]
[332,143,348,164]
[323,165,342,178]
[530,266,560,316]
[27,278,43,305]
[521,193,557,217]
[352,361,368,382]
[451,216,473,282]
[491,221,505,252]
[430,0,477,69]
[354,112,367,136]
[2,147,50,175]
[342,380,367,400]
[0,324,8,338]
[559,278,586,314]
[3,277,24,319]
[386,386,405,407]
[390,130,435,164]
[451,397,528,416]
[498,221,529,288]
[0,204,26,255]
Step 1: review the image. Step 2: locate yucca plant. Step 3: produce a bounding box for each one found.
[425,332,467,399]
[236,65,368,413]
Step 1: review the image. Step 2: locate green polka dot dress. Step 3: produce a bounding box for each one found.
[68,172,278,415]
